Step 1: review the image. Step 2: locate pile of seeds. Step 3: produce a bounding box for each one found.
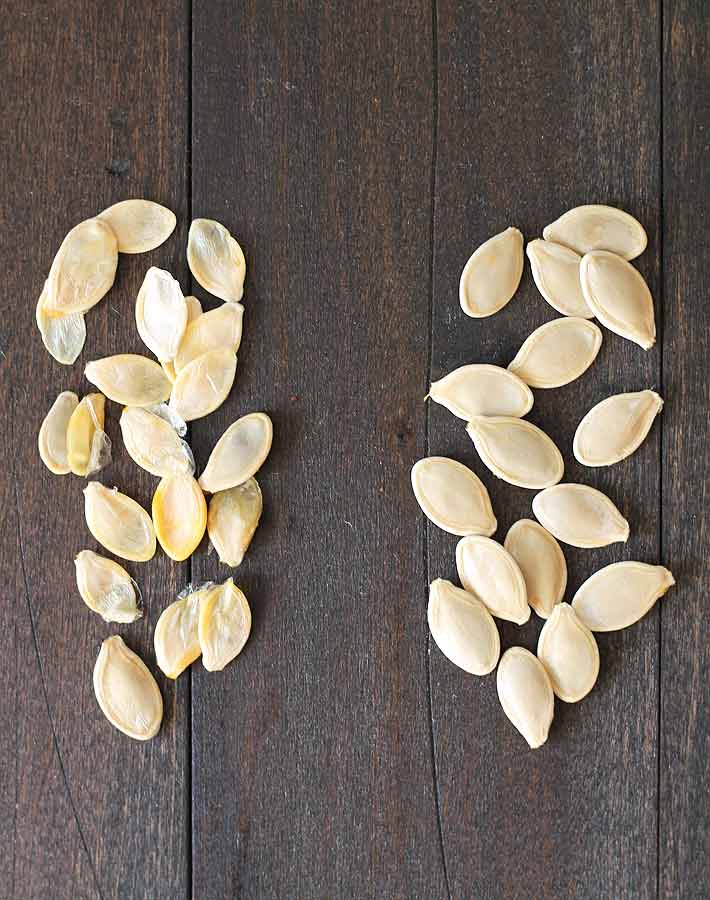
[37,200,272,741]
[415,204,673,749]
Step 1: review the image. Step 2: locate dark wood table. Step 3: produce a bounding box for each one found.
[2,2,708,898]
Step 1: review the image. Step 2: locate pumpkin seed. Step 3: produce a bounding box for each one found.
[93,636,162,741]
[174,302,244,373]
[572,562,675,632]
[579,250,656,349]
[154,588,205,678]
[508,317,602,388]
[526,239,594,318]
[36,282,86,364]
[135,267,188,362]
[542,204,647,260]
[427,578,500,676]
[148,402,188,436]
[187,218,246,303]
[207,478,263,567]
[152,474,207,561]
[504,519,567,619]
[66,393,109,477]
[161,360,177,383]
[496,647,554,749]
[198,412,273,493]
[537,603,599,702]
[84,482,156,562]
[198,578,252,671]
[456,535,530,625]
[185,295,203,322]
[428,363,533,420]
[74,550,142,623]
[573,390,663,467]
[85,354,172,406]
[98,199,176,254]
[44,218,118,317]
[459,227,524,318]
[169,347,237,422]
[411,457,497,536]
[119,406,194,477]
[38,390,78,475]
[466,415,564,490]
[532,483,629,548]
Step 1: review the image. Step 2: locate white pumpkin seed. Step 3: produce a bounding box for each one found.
[187,218,246,303]
[572,562,675,632]
[38,390,78,475]
[428,363,533,420]
[152,474,207,562]
[542,204,647,260]
[504,519,567,619]
[532,483,629,548]
[496,647,554,749]
[427,579,500,676]
[85,354,172,406]
[84,482,157,562]
[66,393,107,477]
[411,457,497,537]
[207,478,263,567]
[508,317,602,388]
[198,579,252,671]
[135,267,188,362]
[459,227,523,318]
[154,588,205,679]
[74,550,142,623]
[36,282,86,364]
[455,535,530,625]
[198,412,273,493]
[119,407,194,477]
[537,603,599,702]
[169,347,237,422]
[44,218,118,316]
[174,302,244,373]
[579,251,656,349]
[526,239,594,318]
[573,390,663,467]
[98,199,176,254]
[185,295,203,322]
[466,415,564,490]
[93,636,162,740]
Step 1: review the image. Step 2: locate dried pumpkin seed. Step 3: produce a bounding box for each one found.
[154,588,205,678]
[119,406,194,477]
[496,647,554,749]
[185,295,203,322]
[456,535,530,625]
[44,218,118,317]
[66,393,109,477]
[427,578,500,676]
[198,412,273,493]
[38,390,78,475]
[36,282,86,364]
[459,227,524,318]
[208,478,263,567]
[526,239,594,318]
[508,317,602,388]
[174,302,244,373]
[542,204,647,260]
[532,483,629,548]
[537,603,599,702]
[93,636,162,740]
[98,199,176,254]
[572,562,675,632]
[466,415,564,490]
[85,354,172,406]
[74,550,142,623]
[152,474,207,561]
[504,519,567,619]
[198,578,252,671]
[411,457,497,536]
[428,363,533,420]
[579,250,656,349]
[169,347,237,422]
[574,390,663,467]
[135,267,188,362]
[187,218,246,303]
[84,482,157,562]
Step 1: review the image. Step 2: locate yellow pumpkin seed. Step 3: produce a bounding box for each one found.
[74,550,141,623]
[36,281,86,364]
[44,218,118,317]
[504,519,567,619]
[508,317,602,388]
[85,354,172,406]
[169,347,237,422]
[187,218,246,303]
[154,588,206,678]
[456,535,530,625]
[174,302,244,373]
[38,390,78,475]
[135,266,188,362]
[198,412,273,493]
[543,204,647,260]
[93,636,162,740]
[572,562,675,632]
[537,603,599,702]
[532,483,629,548]
[427,579,500,676]
[84,482,156,561]
[152,474,207,561]
[66,393,108,477]
[411,457,497,536]
[98,199,176,254]
[119,406,194,477]
[526,239,594,318]
[466,415,564,489]
[497,647,554,749]
[198,579,252,671]
[428,363,533,420]
[207,478,263,567]
[573,390,663,467]
[459,227,523,318]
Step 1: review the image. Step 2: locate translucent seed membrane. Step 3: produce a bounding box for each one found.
[36,282,86,364]
[411,457,497,537]
[497,647,554,749]
[44,218,118,316]
[75,550,142,623]
[188,218,247,303]
[154,588,205,678]
[174,302,244,373]
[573,390,663,467]
[38,390,78,475]
[198,579,252,671]
[504,519,567,619]
[169,347,237,422]
[98,199,176,254]
[428,364,533,420]
[66,393,108,477]
[459,227,523,318]
[84,482,157,562]
[208,478,263,567]
[455,535,530,625]
[572,562,675,632]
[152,474,207,562]
[542,204,647,260]
[532,483,629,548]
[85,354,172,407]
[135,267,188,362]
[427,579,500,676]
[580,251,656,349]
[526,239,594,318]
[466,416,564,490]
[199,412,273,493]
[119,406,194,477]
[537,603,599,702]
[508,318,602,388]
[93,636,162,741]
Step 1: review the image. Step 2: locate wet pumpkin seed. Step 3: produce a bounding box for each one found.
[38,390,78,475]
[174,302,244,373]
[508,317,602,388]
[198,412,273,493]
[198,578,252,671]
[188,218,246,303]
[135,267,188,362]
[572,562,675,632]
[207,478,263,567]
[44,218,118,317]
[428,363,533,420]
[456,535,530,625]
[152,474,207,561]
[504,519,567,619]
[36,282,86,364]
[573,390,663,467]
[74,550,141,623]
[532,483,629,548]
[85,354,172,406]
[459,227,524,318]
[66,393,109,477]
[84,482,156,562]
[154,588,205,678]
[497,647,554,749]
[526,239,594,318]
[169,347,237,422]
[466,415,564,489]
[537,603,599,702]
[93,636,162,740]
[98,199,176,254]
[542,204,647,260]
[411,457,497,536]
[427,578,500,676]
[119,406,194,477]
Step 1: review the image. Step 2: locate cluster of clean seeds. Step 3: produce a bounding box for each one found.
[37,200,273,741]
[416,203,674,749]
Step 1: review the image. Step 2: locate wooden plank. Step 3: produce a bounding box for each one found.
[659,3,710,897]
[429,3,662,898]
[190,1,447,896]
[0,3,190,898]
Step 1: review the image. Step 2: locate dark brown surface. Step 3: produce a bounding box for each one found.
[1,2,708,898]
